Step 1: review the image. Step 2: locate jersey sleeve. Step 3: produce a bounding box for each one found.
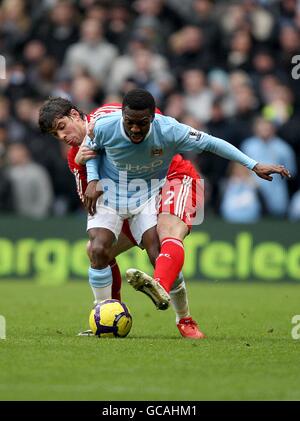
[175,124,258,170]
[67,147,88,203]
[85,118,103,151]
[86,157,99,182]
[84,119,104,182]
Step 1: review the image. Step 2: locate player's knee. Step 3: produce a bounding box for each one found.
[157,221,188,241]
[90,240,111,268]
[86,241,92,259]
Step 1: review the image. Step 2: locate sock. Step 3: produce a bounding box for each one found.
[89,266,112,304]
[110,259,122,301]
[154,237,185,293]
[170,275,190,324]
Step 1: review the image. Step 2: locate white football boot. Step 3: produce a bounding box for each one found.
[126,268,170,310]
[77,329,94,337]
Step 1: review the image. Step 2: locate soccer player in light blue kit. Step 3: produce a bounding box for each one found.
[84,89,291,313]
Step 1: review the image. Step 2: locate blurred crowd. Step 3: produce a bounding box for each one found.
[0,0,300,222]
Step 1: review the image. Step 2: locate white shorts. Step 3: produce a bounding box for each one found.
[87,196,157,245]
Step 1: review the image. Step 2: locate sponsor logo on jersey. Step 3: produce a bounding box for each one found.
[113,160,164,173]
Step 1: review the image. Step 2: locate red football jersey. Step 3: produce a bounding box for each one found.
[67,104,123,202]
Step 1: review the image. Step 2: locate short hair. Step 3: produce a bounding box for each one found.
[122,89,155,116]
[38,97,84,134]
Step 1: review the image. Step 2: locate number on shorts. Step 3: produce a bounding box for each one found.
[163,190,175,206]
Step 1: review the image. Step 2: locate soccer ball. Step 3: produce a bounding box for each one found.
[89,299,132,338]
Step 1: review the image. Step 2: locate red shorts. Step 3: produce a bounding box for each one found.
[158,155,204,230]
[121,219,138,245]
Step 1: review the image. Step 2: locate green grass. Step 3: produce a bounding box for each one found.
[0,280,299,401]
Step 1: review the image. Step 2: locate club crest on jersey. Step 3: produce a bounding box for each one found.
[151,147,163,157]
[88,140,98,150]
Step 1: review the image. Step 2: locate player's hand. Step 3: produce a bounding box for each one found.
[75,145,97,165]
[252,163,291,181]
[84,180,103,215]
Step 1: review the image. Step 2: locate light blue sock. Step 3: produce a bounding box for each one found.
[89,266,113,303]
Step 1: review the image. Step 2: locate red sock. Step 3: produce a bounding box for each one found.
[110,259,122,301]
[154,237,185,293]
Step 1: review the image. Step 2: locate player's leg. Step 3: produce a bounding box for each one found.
[170,272,190,323]
[154,213,187,293]
[155,176,205,338]
[88,227,116,303]
[134,173,205,336]
[154,171,204,293]
[87,204,123,304]
[87,230,135,302]
[79,215,139,337]
[140,226,160,267]
[108,231,137,301]
[125,200,204,337]
[126,201,171,310]
[110,259,122,301]
[126,198,190,315]
[170,272,205,339]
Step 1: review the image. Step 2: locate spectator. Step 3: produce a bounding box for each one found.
[289,190,300,221]
[0,0,30,57]
[163,92,186,120]
[0,96,24,142]
[168,26,214,76]
[63,18,118,86]
[262,84,294,127]
[31,0,80,64]
[107,36,169,94]
[119,47,174,104]
[202,99,236,210]
[227,29,253,72]
[181,69,213,123]
[132,0,183,51]
[207,69,235,117]
[70,75,99,113]
[106,2,133,53]
[229,73,259,146]
[190,0,222,62]
[6,143,53,218]
[0,0,298,219]
[0,123,13,212]
[220,163,261,223]
[277,24,300,75]
[241,117,297,216]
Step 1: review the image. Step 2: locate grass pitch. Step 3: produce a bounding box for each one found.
[0,280,299,401]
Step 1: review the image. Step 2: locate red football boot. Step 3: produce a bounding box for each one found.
[177,317,206,339]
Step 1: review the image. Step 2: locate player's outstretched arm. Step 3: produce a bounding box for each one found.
[252,163,291,181]
[175,127,292,179]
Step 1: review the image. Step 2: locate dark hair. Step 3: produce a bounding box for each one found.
[122,89,155,116]
[38,97,85,134]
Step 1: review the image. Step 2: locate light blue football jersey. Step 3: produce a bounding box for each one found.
[86,111,257,211]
